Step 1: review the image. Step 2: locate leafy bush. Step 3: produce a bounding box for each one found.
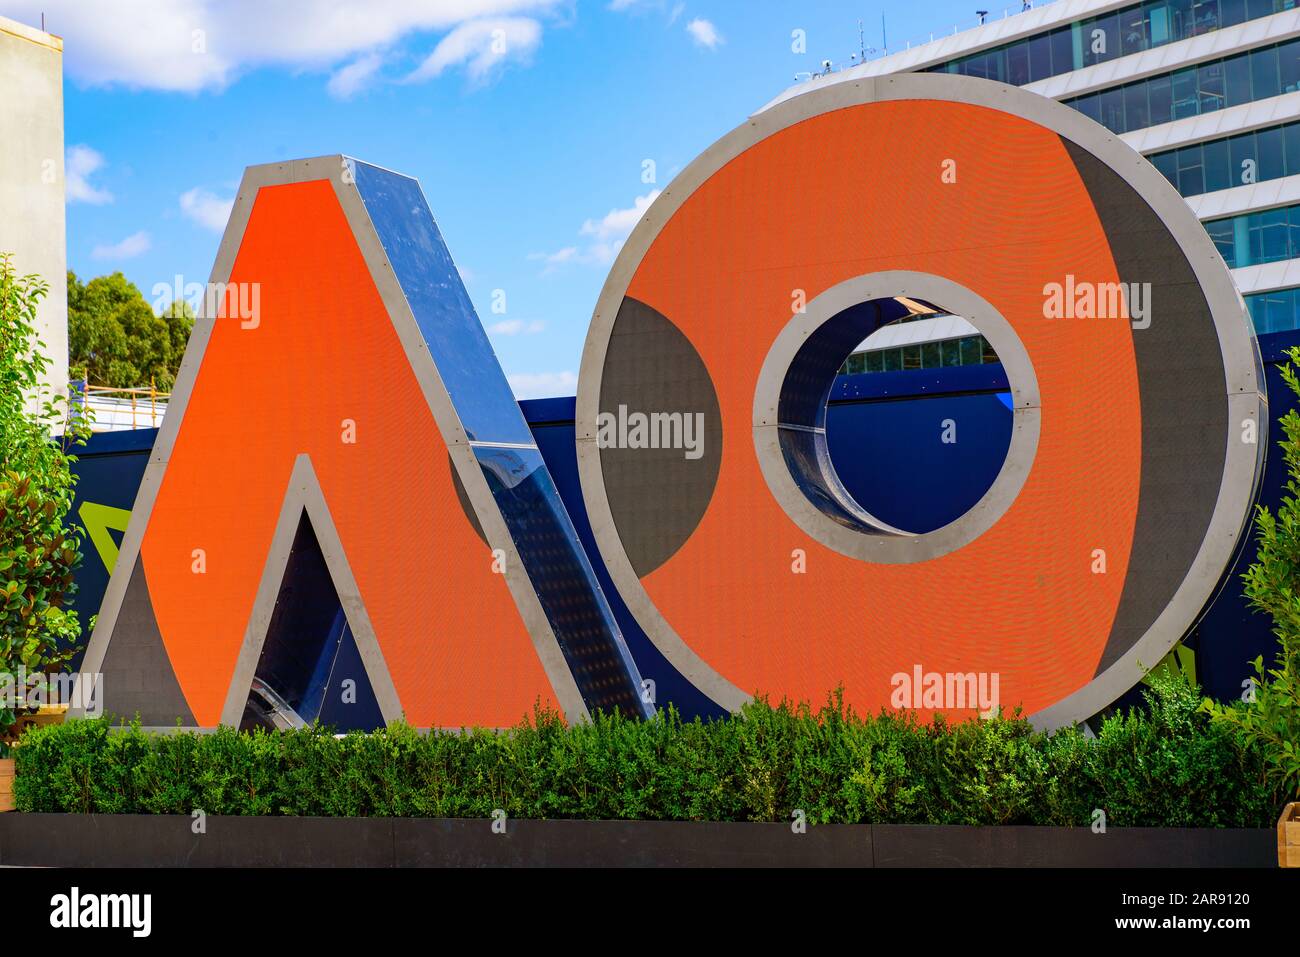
[1203,346,1300,800]
[0,253,89,752]
[14,673,1284,825]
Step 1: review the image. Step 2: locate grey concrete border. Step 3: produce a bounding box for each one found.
[752,271,1040,563]
[75,155,590,728]
[575,74,1265,727]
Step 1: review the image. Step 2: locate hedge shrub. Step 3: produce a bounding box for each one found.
[12,674,1284,825]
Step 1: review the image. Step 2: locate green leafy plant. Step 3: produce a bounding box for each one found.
[14,675,1282,825]
[0,253,90,755]
[1202,345,1300,802]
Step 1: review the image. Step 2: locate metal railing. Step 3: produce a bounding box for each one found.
[77,381,170,431]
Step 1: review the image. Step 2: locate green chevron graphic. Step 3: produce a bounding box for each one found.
[78,501,133,574]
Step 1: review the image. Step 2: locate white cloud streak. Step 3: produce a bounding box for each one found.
[686,17,722,49]
[179,187,235,232]
[92,231,151,260]
[66,145,112,205]
[6,1,563,93]
[507,370,577,398]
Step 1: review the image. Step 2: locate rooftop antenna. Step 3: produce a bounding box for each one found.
[977,10,989,25]
[881,13,888,54]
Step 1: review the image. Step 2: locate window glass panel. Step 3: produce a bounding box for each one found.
[1198,61,1226,113]
[865,350,883,373]
[1219,0,1248,27]
[1268,292,1295,334]
[1280,37,1300,94]
[1247,0,1281,17]
[1075,93,1102,124]
[1172,68,1200,120]
[1203,138,1231,192]
[1177,145,1205,195]
[1102,87,1123,131]
[1007,41,1030,86]
[1124,82,1150,130]
[1152,149,1179,187]
[1149,2,1173,44]
[1231,131,1259,186]
[1258,208,1289,263]
[1148,73,1174,125]
[1224,54,1252,107]
[1251,45,1281,101]
[1120,5,1149,56]
[1167,0,1195,38]
[959,337,981,366]
[921,342,942,369]
[1085,13,1120,66]
[883,349,901,372]
[1028,33,1052,81]
[1049,26,1075,74]
[1286,123,1300,177]
[902,344,921,370]
[1100,86,1126,132]
[1259,126,1285,181]
[980,337,999,364]
[1291,207,1300,263]
[1191,0,1221,34]
[1207,219,1236,266]
[942,339,961,367]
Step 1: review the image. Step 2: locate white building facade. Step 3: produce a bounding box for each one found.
[768,0,1300,352]
[0,14,66,403]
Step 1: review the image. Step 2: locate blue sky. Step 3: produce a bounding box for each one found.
[12,0,1013,397]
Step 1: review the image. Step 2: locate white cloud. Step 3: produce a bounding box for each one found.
[327,52,384,99]
[405,17,542,84]
[580,190,660,242]
[179,187,235,232]
[489,318,546,336]
[6,1,563,93]
[507,370,577,398]
[686,17,722,49]
[532,189,660,272]
[66,145,112,205]
[92,231,151,260]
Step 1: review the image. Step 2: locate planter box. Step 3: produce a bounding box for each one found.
[0,815,1276,868]
[1280,802,1300,868]
[0,759,12,814]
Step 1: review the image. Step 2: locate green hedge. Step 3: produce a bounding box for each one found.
[12,674,1285,825]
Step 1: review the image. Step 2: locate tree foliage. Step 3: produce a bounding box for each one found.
[0,253,89,751]
[67,271,192,391]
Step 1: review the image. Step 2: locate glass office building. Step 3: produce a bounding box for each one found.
[766,0,1300,348]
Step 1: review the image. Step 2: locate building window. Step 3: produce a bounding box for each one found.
[927,0,1294,89]
[1063,37,1300,135]
[1149,120,1300,198]
[1246,286,1300,333]
[1204,202,1300,268]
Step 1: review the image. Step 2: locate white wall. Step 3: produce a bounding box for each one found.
[0,15,67,405]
